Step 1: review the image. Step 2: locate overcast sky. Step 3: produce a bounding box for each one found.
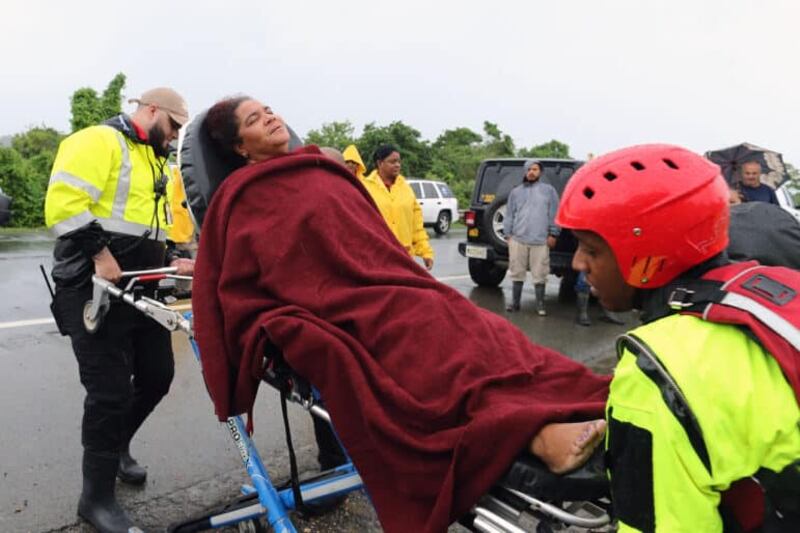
[3,0,799,163]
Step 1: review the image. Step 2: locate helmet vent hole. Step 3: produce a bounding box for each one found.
[630,161,645,171]
[663,158,679,169]
[583,187,595,199]
[603,172,617,182]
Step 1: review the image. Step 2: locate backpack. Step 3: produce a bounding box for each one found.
[668,260,800,401]
[665,260,800,532]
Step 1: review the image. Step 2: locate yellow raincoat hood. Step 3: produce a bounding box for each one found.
[343,144,366,179]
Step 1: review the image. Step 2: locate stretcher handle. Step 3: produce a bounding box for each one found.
[119,267,178,278]
[136,273,170,283]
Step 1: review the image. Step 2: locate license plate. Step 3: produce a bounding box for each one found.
[465,245,488,260]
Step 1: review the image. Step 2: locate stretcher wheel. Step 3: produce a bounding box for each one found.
[82,300,103,334]
[237,519,266,533]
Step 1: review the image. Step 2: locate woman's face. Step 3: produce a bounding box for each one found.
[571,230,636,312]
[234,99,291,162]
[377,151,401,180]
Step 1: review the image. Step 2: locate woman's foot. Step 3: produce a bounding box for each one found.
[529,419,607,474]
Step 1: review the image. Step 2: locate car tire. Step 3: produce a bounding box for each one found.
[483,196,509,250]
[468,258,507,287]
[434,211,451,235]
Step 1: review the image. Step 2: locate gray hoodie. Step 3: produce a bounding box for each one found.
[503,161,560,245]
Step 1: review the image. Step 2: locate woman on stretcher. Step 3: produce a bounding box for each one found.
[191,96,609,533]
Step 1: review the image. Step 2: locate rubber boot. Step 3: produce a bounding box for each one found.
[506,281,523,312]
[78,450,143,533]
[599,307,626,325]
[117,443,147,486]
[576,292,592,326]
[534,283,547,316]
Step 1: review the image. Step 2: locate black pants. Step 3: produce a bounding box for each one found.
[53,286,174,453]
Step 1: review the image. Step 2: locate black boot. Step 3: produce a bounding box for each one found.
[576,292,591,326]
[78,450,143,533]
[506,281,523,312]
[118,444,147,486]
[534,283,547,316]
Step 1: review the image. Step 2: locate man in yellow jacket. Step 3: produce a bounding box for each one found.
[555,144,800,532]
[343,144,366,180]
[45,87,192,533]
[362,144,434,269]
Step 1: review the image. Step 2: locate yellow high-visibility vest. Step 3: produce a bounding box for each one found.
[608,314,800,532]
[46,125,173,240]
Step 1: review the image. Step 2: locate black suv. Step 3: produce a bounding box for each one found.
[457,158,582,299]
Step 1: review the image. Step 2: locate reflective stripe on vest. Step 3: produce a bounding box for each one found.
[50,210,96,235]
[48,171,102,202]
[111,131,132,220]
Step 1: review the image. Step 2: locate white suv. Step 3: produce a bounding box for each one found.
[406,179,459,235]
[777,182,800,223]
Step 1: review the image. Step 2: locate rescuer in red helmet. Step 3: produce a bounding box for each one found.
[556,144,800,532]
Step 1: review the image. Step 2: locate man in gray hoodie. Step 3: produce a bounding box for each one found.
[503,160,560,314]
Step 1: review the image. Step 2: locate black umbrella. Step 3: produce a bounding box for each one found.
[705,142,790,189]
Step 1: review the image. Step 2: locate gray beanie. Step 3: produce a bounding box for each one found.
[522,159,542,182]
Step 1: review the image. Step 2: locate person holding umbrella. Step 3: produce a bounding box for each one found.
[739,160,779,205]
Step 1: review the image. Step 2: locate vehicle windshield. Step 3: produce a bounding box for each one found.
[474,161,579,204]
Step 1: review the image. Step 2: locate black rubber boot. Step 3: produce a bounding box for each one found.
[118,444,147,486]
[576,292,592,326]
[534,283,547,316]
[78,450,142,533]
[506,281,523,312]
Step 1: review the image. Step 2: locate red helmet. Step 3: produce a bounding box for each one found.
[556,144,729,288]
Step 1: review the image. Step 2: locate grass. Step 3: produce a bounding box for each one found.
[0,226,47,234]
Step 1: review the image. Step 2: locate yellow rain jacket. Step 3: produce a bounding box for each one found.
[608,314,800,532]
[343,144,366,180]
[168,165,195,244]
[362,171,433,260]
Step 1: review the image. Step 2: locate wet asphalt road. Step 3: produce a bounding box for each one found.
[0,229,630,532]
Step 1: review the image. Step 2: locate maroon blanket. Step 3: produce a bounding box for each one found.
[193,146,610,533]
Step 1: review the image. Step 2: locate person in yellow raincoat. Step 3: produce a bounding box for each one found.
[342,144,366,179]
[168,164,196,254]
[362,144,434,270]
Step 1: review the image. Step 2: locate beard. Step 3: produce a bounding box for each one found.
[147,124,171,158]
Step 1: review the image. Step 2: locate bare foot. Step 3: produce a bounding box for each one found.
[529,419,607,474]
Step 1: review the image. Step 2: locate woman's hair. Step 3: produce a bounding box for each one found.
[204,95,251,164]
[372,144,400,165]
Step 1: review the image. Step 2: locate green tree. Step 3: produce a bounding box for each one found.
[427,127,485,207]
[70,72,127,132]
[432,127,482,149]
[0,126,66,227]
[356,121,433,177]
[482,121,515,157]
[304,121,355,151]
[12,127,63,185]
[11,126,62,159]
[518,139,571,159]
[0,147,44,227]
